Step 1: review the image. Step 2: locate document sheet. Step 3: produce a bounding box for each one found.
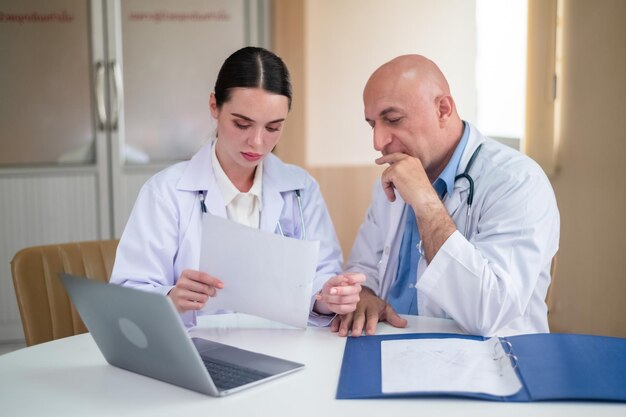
[381,337,522,396]
[199,214,320,328]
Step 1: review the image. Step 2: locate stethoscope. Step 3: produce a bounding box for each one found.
[275,189,307,240]
[417,143,483,256]
[452,143,483,238]
[198,189,307,240]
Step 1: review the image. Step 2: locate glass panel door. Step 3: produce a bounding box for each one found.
[0,0,95,166]
[116,0,247,164]
[106,0,266,235]
[0,0,267,343]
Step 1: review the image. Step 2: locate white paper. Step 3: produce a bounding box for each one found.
[381,337,522,397]
[199,214,319,328]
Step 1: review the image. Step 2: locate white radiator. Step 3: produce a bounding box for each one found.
[0,173,99,342]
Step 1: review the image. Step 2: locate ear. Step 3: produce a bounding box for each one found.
[209,93,219,119]
[436,94,455,125]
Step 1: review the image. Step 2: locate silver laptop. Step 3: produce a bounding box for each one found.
[59,273,304,396]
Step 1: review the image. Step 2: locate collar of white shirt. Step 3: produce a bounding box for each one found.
[211,142,263,218]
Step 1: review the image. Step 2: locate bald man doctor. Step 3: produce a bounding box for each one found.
[332,55,560,337]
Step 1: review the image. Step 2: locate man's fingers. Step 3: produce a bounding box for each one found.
[384,304,408,328]
[375,152,406,165]
[338,312,354,337]
[330,316,341,333]
[380,176,397,202]
[350,307,368,337]
[364,305,381,335]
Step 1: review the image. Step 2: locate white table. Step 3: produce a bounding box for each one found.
[1,314,624,417]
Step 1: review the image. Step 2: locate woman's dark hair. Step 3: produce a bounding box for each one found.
[214,46,292,110]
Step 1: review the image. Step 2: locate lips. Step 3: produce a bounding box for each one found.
[241,152,262,162]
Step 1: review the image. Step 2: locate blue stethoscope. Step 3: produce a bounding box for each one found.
[198,189,307,240]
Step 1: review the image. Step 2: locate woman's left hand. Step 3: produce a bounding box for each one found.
[314,272,366,315]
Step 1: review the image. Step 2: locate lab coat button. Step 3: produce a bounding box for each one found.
[384,246,390,255]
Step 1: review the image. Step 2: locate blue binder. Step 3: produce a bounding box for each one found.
[336,332,626,402]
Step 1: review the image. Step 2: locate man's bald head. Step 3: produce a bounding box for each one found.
[368,55,450,94]
[363,55,463,181]
[365,55,452,109]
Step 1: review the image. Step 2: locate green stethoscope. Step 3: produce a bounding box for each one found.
[453,143,483,238]
[417,143,483,255]
[275,189,307,240]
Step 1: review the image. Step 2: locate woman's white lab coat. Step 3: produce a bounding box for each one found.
[110,139,343,327]
[345,123,560,336]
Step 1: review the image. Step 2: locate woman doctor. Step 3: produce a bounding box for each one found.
[110,47,364,327]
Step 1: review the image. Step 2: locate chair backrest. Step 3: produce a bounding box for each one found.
[11,240,119,346]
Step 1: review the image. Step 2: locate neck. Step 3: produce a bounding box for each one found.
[227,168,255,193]
[427,119,464,181]
[215,145,256,192]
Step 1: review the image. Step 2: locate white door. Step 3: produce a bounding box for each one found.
[0,0,268,342]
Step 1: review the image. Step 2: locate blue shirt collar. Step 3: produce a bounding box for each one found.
[433,121,470,198]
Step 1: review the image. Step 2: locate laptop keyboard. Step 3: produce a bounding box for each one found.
[202,358,271,390]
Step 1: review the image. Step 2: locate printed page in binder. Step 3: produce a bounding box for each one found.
[381,337,522,396]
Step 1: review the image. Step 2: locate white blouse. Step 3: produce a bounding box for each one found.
[211,143,263,229]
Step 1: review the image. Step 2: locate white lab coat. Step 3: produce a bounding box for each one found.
[110,139,343,327]
[345,123,560,336]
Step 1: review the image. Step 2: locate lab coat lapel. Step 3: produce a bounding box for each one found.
[260,154,295,234]
[445,122,484,219]
[260,181,284,233]
[204,179,228,218]
[379,196,406,300]
[259,153,307,234]
[444,187,465,218]
[388,196,405,242]
[176,139,227,218]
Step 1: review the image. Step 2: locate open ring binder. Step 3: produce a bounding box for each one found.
[494,338,518,375]
[336,332,626,402]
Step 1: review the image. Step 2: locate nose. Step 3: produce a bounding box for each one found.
[250,127,263,146]
[373,124,392,152]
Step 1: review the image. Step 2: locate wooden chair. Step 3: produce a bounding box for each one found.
[11,240,119,346]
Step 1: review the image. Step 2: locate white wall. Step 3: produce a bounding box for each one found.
[304,0,477,167]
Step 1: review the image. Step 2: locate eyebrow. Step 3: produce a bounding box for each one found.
[231,113,285,124]
[365,107,402,123]
[380,107,402,117]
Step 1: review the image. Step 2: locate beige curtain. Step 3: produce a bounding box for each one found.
[524,0,559,177]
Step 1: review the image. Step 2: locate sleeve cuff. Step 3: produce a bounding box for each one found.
[308,310,336,327]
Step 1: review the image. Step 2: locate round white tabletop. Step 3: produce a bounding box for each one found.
[0,314,624,417]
